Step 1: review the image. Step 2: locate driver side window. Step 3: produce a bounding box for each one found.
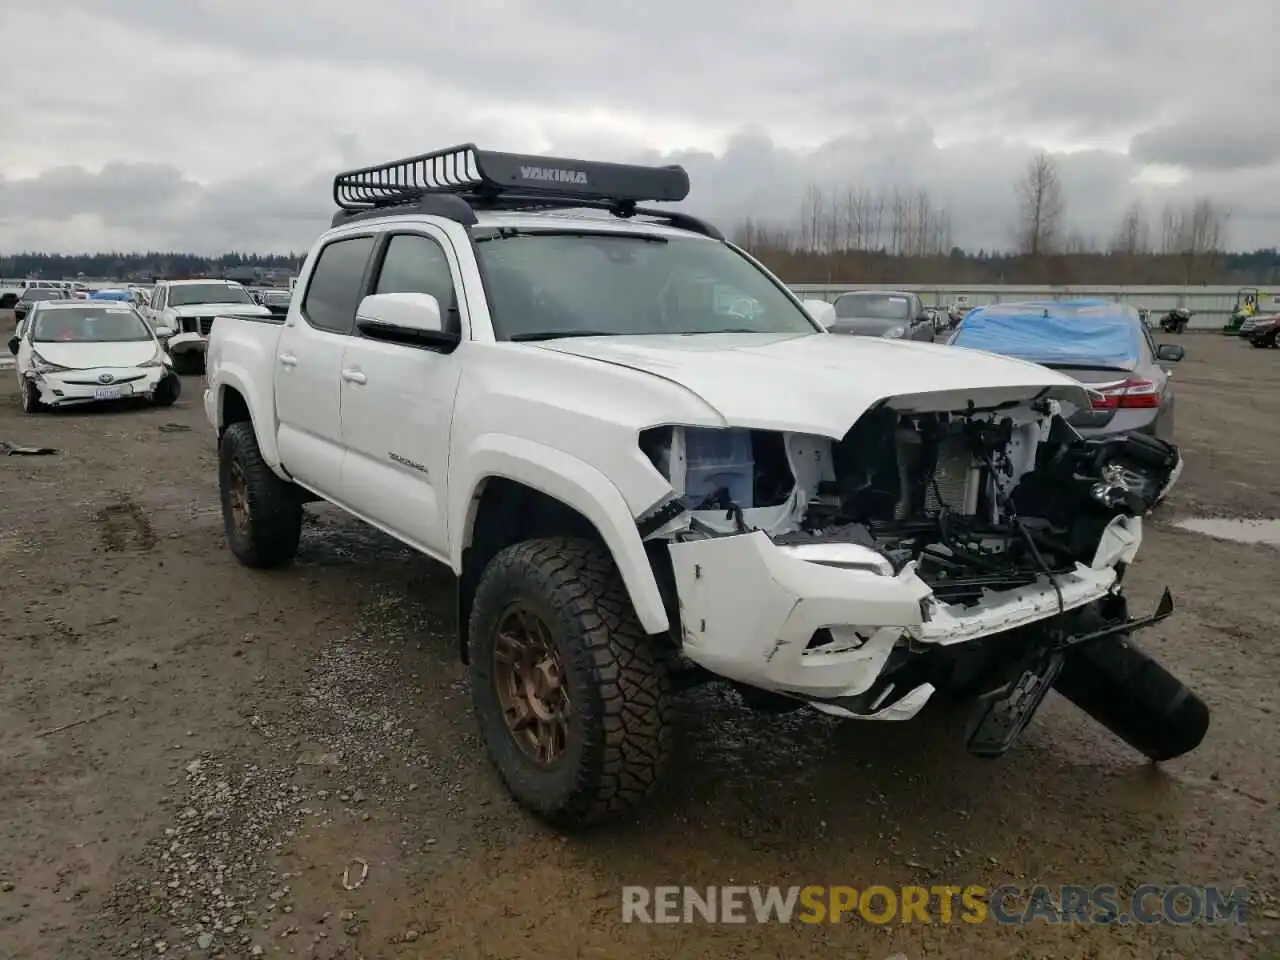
[373,234,459,334]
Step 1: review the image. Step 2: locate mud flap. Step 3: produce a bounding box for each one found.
[1052,635,1209,762]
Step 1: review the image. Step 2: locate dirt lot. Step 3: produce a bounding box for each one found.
[1,332,1277,960]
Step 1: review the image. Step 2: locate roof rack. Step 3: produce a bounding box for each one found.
[329,143,721,239]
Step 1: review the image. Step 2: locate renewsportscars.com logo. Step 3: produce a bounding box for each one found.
[621,884,1248,925]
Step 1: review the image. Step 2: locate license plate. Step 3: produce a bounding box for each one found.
[965,648,1065,758]
[93,385,126,400]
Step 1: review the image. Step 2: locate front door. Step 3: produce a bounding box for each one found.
[338,229,465,559]
[274,233,375,497]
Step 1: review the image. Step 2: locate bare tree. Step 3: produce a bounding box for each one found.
[1110,201,1151,255]
[798,184,825,252]
[1158,196,1226,281]
[1015,151,1065,257]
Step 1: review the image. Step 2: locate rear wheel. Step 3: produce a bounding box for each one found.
[218,421,302,568]
[468,537,672,827]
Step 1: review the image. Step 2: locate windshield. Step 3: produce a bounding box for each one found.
[32,306,153,343]
[168,283,253,307]
[22,289,65,302]
[473,231,819,340]
[833,293,911,320]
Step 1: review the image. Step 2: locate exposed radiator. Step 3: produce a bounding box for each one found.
[925,435,980,515]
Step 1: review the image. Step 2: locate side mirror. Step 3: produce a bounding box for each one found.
[7,336,19,355]
[355,292,458,349]
[801,298,835,330]
[1156,343,1185,362]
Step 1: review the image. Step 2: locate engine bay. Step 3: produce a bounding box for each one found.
[641,398,1180,607]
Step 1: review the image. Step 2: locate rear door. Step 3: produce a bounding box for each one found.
[275,233,376,497]
[337,228,465,559]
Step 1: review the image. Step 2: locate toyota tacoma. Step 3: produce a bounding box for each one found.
[203,145,1208,827]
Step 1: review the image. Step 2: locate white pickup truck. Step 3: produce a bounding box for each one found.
[142,278,272,374]
[204,145,1208,826]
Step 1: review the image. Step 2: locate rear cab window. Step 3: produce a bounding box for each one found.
[302,235,376,334]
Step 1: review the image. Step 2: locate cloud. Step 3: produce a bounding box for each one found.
[1,0,1276,253]
[1131,112,1280,172]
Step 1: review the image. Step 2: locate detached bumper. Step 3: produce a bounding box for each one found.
[167,333,208,356]
[28,365,168,406]
[666,516,1142,715]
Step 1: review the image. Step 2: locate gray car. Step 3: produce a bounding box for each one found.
[828,290,938,341]
[947,300,1184,442]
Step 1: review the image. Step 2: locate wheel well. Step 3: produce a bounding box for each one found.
[220,386,251,435]
[457,478,607,664]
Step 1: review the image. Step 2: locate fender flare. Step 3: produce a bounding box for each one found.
[451,435,670,635]
[212,367,285,475]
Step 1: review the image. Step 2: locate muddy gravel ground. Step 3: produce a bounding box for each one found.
[1,333,1278,960]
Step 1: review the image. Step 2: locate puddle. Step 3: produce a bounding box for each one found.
[1172,517,1280,547]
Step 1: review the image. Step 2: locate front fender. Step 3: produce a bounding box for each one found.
[451,435,670,635]
[212,366,285,476]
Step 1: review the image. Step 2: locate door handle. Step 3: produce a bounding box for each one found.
[279,353,297,367]
[341,368,367,385]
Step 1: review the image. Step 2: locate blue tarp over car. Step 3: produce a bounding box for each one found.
[950,299,1143,369]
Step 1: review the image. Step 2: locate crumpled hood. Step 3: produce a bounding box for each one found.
[534,332,1093,437]
[169,303,269,318]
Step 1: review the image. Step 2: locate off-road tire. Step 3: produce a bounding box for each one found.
[20,379,45,414]
[218,421,302,569]
[468,537,672,828]
[153,372,181,406]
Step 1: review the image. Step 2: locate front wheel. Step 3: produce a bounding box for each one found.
[20,379,45,414]
[218,421,302,568]
[152,371,181,406]
[468,537,673,827]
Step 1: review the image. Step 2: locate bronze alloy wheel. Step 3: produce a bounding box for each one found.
[227,460,251,536]
[492,603,570,765]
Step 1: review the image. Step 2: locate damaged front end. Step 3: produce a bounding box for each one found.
[637,392,1208,762]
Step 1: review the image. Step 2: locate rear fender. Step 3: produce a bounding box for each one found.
[451,435,670,635]
[212,366,285,476]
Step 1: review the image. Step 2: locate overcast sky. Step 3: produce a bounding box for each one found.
[1,0,1277,255]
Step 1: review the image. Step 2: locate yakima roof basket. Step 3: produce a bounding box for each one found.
[334,143,689,212]
[328,143,720,238]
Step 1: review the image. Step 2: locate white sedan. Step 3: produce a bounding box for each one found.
[8,300,182,413]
